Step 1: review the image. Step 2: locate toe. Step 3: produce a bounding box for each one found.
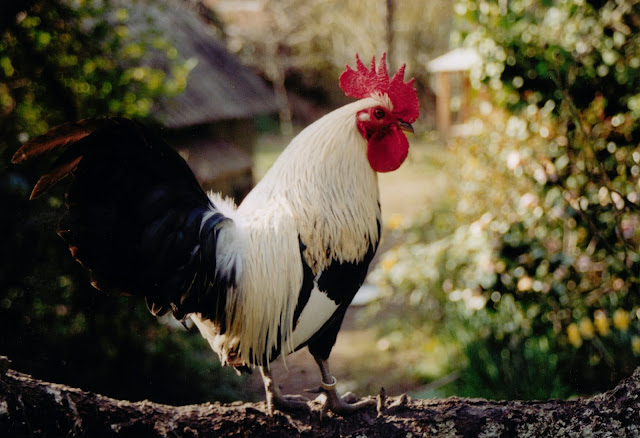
[282,394,310,403]
[273,397,311,414]
[341,391,358,403]
[325,391,376,416]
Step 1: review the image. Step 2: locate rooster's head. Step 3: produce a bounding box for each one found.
[340,53,419,173]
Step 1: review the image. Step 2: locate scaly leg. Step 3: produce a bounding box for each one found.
[259,366,310,416]
[312,355,376,417]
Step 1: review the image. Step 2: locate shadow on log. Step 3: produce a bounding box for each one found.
[1,356,639,437]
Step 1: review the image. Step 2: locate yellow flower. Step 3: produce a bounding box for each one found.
[594,310,611,336]
[387,213,404,230]
[578,317,595,339]
[613,308,631,332]
[632,336,640,356]
[567,323,583,348]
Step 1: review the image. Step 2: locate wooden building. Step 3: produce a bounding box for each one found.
[427,48,480,136]
[127,0,277,200]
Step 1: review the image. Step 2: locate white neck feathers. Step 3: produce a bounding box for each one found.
[241,98,381,271]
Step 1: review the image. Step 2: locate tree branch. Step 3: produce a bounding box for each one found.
[1,356,639,437]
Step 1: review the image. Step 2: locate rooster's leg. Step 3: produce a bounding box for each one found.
[312,355,375,416]
[259,367,310,416]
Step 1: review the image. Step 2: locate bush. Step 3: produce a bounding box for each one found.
[372,0,640,399]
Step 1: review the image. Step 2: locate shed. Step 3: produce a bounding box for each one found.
[427,48,481,135]
[125,0,277,199]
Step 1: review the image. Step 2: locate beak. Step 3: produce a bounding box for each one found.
[398,121,414,134]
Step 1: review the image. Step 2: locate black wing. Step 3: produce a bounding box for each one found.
[13,118,232,321]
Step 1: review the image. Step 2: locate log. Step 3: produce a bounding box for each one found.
[1,356,639,437]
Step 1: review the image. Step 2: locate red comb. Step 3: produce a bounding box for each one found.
[340,53,419,123]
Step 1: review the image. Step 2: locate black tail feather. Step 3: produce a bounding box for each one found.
[15,117,232,321]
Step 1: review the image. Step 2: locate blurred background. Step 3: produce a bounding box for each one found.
[1,0,639,405]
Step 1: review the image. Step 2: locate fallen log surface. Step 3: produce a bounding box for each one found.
[1,356,639,437]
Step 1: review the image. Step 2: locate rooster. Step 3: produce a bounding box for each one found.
[12,54,419,416]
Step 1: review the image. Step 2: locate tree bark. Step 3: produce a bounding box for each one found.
[1,356,639,437]
[385,0,395,68]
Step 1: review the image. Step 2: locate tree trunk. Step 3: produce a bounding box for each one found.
[264,42,293,137]
[385,0,395,68]
[1,356,639,437]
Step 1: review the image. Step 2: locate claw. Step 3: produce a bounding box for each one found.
[377,387,387,417]
[305,386,323,394]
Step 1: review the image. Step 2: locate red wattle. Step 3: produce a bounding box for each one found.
[367,125,409,172]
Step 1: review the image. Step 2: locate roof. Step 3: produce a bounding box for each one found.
[125,0,277,128]
[427,48,481,73]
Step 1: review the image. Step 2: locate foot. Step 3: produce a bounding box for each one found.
[260,367,311,416]
[269,393,311,416]
[313,376,375,418]
[322,391,376,417]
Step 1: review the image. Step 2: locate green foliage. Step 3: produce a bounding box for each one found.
[0,0,192,138]
[1,0,246,403]
[372,0,640,399]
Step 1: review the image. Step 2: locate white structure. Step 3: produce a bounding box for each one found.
[427,48,481,135]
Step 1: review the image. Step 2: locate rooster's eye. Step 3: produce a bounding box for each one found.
[373,108,385,119]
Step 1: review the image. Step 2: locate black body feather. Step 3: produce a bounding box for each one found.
[296,218,380,360]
